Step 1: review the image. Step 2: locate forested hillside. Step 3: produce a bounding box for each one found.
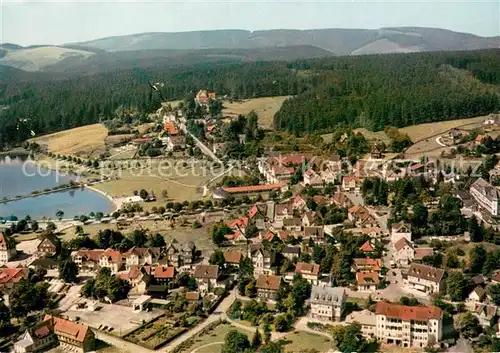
[0,61,311,148]
[274,49,500,134]
[1,49,499,149]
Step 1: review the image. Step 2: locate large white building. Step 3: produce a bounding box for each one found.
[470,177,500,216]
[375,302,443,348]
[309,286,346,322]
[404,263,445,295]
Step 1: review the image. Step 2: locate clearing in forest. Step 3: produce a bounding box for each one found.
[223,96,289,129]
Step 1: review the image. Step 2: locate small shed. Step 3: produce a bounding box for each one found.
[132,295,152,312]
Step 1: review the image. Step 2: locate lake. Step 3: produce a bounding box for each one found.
[0,156,114,219]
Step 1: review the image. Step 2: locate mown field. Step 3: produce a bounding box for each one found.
[223,96,289,129]
[30,123,108,159]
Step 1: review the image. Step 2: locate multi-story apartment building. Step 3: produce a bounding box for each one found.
[0,232,16,265]
[309,286,346,322]
[165,239,196,267]
[122,247,162,269]
[375,302,443,348]
[470,177,500,216]
[71,249,122,273]
[404,263,445,295]
[293,262,320,285]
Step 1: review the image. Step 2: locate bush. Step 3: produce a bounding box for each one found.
[274,314,289,332]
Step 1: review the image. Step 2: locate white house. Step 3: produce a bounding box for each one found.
[393,237,415,267]
[309,286,346,322]
[404,263,445,295]
[391,221,412,244]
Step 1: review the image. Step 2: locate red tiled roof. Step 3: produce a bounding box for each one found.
[222,183,284,194]
[295,262,319,276]
[256,274,281,291]
[343,176,359,183]
[154,266,175,279]
[194,265,219,279]
[43,315,90,343]
[375,302,443,321]
[229,217,249,229]
[101,249,122,263]
[356,271,380,285]
[33,323,51,338]
[164,122,179,135]
[223,251,243,264]
[248,206,259,219]
[359,241,375,252]
[225,230,244,241]
[394,237,412,252]
[0,267,27,285]
[353,258,382,271]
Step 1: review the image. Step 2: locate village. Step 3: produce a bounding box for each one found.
[2,89,500,353]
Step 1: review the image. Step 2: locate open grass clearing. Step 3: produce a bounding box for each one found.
[31,124,108,159]
[94,163,218,205]
[177,323,250,353]
[223,96,289,129]
[280,331,332,352]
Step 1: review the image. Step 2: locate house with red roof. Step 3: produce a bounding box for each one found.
[293,262,320,285]
[153,266,175,286]
[223,251,244,267]
[14,319,57,353]
[342,176,360,191]
[303,169,323,188]
[375,302,443,347]
[357,272,379,291]
[359,241,375,254]
[292,195,307,211]
[0,267,28,290]
[71,248,123,273]
[348,205,377,227]
[256,274,282,300]
[352,258,382,273]
[393,237,414,267]
[225,230,247,245]
[43,315,95,352]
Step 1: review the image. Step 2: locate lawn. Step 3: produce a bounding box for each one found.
[223,96,289,130]
[94,162,218,206]
[177,323,250,353]
[31,124,108,159]
[280,331,332,352]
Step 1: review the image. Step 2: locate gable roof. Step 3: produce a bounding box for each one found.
[193,265,219,279]
[356,271,380,285]
[394,237,413,252]
[353,258,382,271]
[375,302,443,321]
[303,226,324,239]
[43,315,90,343]
[470,286,486,299]
[310,286,345,305]
[295,262,320,276]
[256,274,281,291]
[392,221,411,233]
[407,263,445,283]
[154,266,175,279]
[0,267,27,285]
[359,241,375,253]
[223,251,243,264]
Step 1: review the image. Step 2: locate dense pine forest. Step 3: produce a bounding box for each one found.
[1,49,499,148]
[275,49,500,134]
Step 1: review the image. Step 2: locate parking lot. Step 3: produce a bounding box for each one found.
[63,301,164,337]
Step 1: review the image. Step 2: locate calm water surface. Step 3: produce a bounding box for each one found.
[0,156,114,219]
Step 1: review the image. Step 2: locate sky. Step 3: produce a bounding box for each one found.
[1,0,499,46]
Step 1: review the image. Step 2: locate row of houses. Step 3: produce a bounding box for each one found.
[71,239,197,274]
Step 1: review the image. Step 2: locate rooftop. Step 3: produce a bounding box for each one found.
[375,302,443,321]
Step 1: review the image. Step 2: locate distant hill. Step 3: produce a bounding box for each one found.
[0,46,94,72]
[73,27,500,54]
[1,27,498,74]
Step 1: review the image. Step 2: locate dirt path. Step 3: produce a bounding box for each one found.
[189,341,224,353]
